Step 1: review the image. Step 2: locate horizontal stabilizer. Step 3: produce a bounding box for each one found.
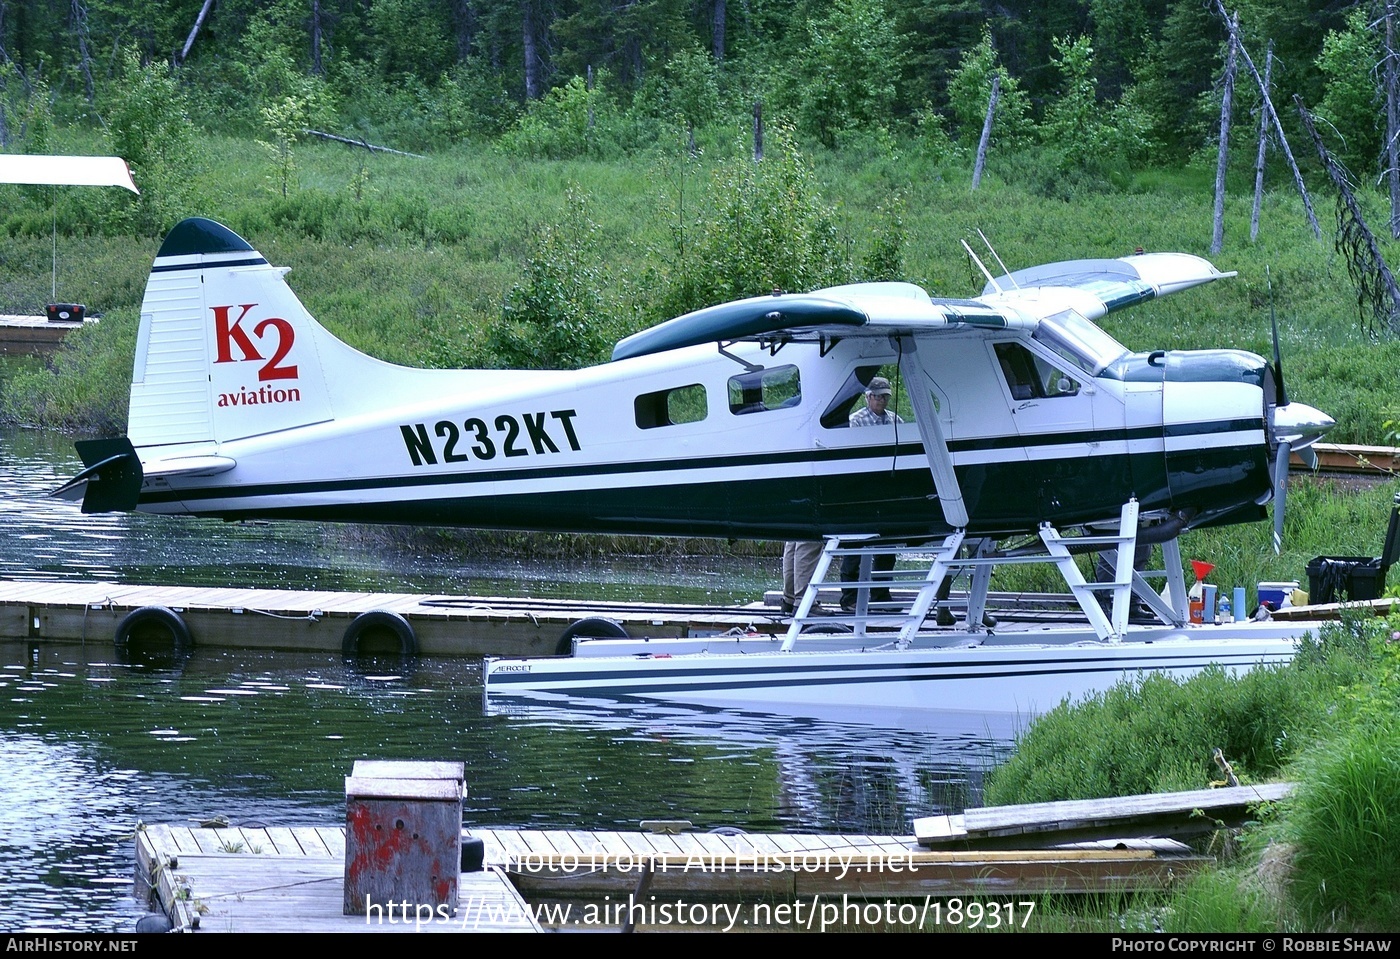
[54,437,144,513]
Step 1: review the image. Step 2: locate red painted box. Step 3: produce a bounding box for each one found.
[343,761,465,916]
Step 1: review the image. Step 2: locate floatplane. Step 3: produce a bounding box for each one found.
[57,217,1335,719]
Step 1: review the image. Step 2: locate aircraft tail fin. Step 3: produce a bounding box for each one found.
[128,217,352,450]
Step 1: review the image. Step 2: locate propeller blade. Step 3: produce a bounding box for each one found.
[1267,266,1288,407]
[1272,441,1290,553]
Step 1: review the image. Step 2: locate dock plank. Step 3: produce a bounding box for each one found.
[538,829,588,859]
[289,826,333,857]
[260,826,304,856]
[916,783,1294,848]
[6,577,780,655]
[515,829,559,858]
[170,855,538,933]
[315,827,347,859]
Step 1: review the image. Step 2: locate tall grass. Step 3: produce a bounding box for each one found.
[984,615,1392,805]
[1284,717,1400,931]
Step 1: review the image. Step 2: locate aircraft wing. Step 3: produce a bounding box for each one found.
[612,254,1233,362]
[611,282,1036,362]
[976,252,1236,321]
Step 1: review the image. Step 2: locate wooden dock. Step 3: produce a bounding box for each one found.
[0,314,93,356]
[137,824,540,933]
[1293,442,1400,476]
[136,822,1211,933]
[0,578,783,657]
[4,576,1383,659]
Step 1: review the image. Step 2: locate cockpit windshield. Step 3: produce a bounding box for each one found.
[1032,310,1130,377]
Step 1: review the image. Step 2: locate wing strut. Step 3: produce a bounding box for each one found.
[897,338,968,527]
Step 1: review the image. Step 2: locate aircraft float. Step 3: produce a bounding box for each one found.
[58,217,1336,719]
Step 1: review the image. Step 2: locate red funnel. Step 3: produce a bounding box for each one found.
[1190,560,1215,582]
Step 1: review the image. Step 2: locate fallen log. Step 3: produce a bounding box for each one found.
[302,130,426,159]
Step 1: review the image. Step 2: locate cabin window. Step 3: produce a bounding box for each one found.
[995,342,1080,400]
[728,365,801,415]
[821,365,916,427]
[635,384,708,429]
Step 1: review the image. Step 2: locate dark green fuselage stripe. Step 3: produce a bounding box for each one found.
[141,417,1262,507]
[158,442,1270,539]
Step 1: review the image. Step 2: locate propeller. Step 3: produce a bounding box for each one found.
[1268,269,1288,552]
[1264,268,1334,552]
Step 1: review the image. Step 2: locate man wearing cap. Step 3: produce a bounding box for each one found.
[840,376,904,610]
[847,376,901,428]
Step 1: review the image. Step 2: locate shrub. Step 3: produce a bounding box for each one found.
[100,51,200,236]
[499,75,626,160]
[656,124,852,319]
[491,188,616,369]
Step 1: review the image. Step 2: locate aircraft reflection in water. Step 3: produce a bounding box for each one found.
[58,217,1334,715]
[485,693,1009,833]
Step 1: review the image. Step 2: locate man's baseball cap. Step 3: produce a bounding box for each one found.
[866,376,893,396]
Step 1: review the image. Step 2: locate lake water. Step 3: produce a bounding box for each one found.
[0,428,1012,933]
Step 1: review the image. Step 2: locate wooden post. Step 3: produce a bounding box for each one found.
[753,100,763,161]
[1211,13,1238,255]
[972,74,1000,191]
[1251,43,1273,243]
[1213,0,1321,240]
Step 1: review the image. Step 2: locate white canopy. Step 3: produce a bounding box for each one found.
[0,155,138,193]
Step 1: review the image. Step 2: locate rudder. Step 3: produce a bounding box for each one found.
[128,217,334,449]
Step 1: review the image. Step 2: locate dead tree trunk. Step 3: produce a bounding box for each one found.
[1387,1,1399,238]
[753,100,763,161]
[70,0,94,101]
[522,2,540,100]
[1297,96,1400,336]
[178,0,215,65]
[311,0,323,75]
[1212,13,1239,255]
[712,0,726,62]
[453,0,476,63]
[1213,0,1321,240]
[971,74,1000,191]
[586,65,594,132]
[1251,43,1273,242]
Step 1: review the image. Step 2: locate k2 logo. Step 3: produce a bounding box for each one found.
[211,303,299,381]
